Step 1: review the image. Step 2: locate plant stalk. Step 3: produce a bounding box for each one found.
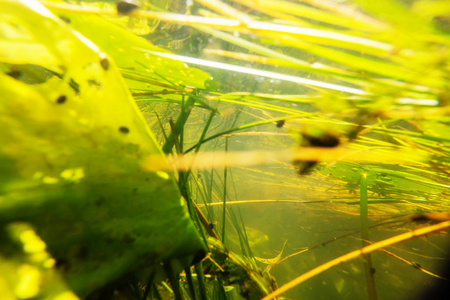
[360,173,378,300]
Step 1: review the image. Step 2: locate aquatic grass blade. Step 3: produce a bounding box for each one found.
[261,221,450,300]
[360,173,378,300]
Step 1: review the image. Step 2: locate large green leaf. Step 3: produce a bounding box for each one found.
[0,0,205,298]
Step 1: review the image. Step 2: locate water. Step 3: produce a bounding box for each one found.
[137,34,450,298]
[2,0,450,299]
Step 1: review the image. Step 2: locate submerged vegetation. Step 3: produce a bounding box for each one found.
[1,0,450,299]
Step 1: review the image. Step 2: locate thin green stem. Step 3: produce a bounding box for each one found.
[360,173,378,300]
[194,262,208,300]
[154,112,169,145]
[184,114,303,153]
[162,95,196,154]
[142,271,155,300]
[152,284,163,300]
[221,137,229,243]
[165,261,183,300]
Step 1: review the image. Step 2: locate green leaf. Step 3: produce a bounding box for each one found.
[0,0,205,298]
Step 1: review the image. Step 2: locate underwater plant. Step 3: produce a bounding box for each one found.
[1,0,450,299]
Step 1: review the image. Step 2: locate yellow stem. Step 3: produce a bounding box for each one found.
[261,221,450,300]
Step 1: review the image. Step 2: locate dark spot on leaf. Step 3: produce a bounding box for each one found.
[276,120,285,128]
[303,133,340,148]
[411,214,429,223]
[55,258,70,271]
[87,79,101,87]
[56,95,67,104]
[116,0,139,14]
[294,132,341,175]
[59,16,71,23]
[296,161,318,175]
[119,126,130,134]
[69,78,80,94]
[100,55,109,71]
[6,70,21,79]
[6,64,57,84]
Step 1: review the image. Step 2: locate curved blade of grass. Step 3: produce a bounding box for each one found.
[261,220,450,300]
[380,249,446,280]
[351,0,436,34]
[196,0,393,53]
[184,114,305,153]
[196,0,253,24]
[210,96,313,115]
[412,0,450,18]
[219,92,316,104]
[297,0,389,31]
[247,21,392,54]
[235,0,385,32]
